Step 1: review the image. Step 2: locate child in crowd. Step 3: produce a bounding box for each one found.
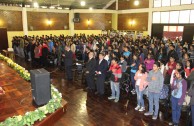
[134,63,148,111]
[170,61,183,85]
[144,62,164,120]
[184,60,193,78]
[108,58,122,102]
[144,53,155,71]
[130,53,140,95]
[169,69,187,126]
[165,56,177,84]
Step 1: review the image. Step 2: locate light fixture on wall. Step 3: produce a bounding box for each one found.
[134,0,139,6]
[129,20,135,26]
[87,19,91,29]
[0,19,3,27]
[87,19,90,25]
[47,20,52,26]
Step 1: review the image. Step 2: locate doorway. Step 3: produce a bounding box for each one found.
[0,28,8,51]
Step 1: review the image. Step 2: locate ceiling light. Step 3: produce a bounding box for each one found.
[57,7,62,9]
[89,7,93,10]
[134,0,139,6]
[25,5,31,8]
[49,6,55,9]
[80,1,86,6]
[64,7,69,10]
[41,6,47,9]
[33,2,39,8]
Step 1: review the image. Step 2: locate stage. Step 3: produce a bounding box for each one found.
[0,60,67,125]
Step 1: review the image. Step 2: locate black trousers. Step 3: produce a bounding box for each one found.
[65,65,73,80]
[96,74,106,95]
[86,74,95,90]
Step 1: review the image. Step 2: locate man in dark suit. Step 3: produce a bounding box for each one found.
[62,46,73,81]
[95,53,108,96]
[85,51,96,91]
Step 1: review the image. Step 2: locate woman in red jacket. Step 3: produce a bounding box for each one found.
[134,63,148,111]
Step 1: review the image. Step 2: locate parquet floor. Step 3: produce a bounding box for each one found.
[0,60,35,122]
[0,57,188,126]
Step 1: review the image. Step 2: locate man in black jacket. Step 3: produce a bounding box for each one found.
[95,53,108,96]
[62,46,73,81]
[85,51,96,91]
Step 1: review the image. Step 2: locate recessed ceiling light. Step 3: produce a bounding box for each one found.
[49,6,55,9]
[25,5,31,8]
[41,6,47,9]
[57,7,62,9]
[89,7,93,10]
[134,0,139,6]
[80,1,86,6]
[33,2,39,8]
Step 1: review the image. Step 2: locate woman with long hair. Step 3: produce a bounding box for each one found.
[169,69,187,126]
[134,63,148,111]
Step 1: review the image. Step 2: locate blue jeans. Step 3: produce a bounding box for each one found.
[135,85,144,107]
[148,92,160,116]
[110,81,120,100]
[171,96,182,124]
[191,105,194,126]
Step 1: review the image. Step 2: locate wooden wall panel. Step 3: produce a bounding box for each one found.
[74,13,112,30]
[118,13,148,31]
[27,12,69,30]
[118,0,149,10]
[0,10,22,31]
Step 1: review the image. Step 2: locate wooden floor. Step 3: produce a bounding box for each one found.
[0,57,188,126]
[0,60,35,122]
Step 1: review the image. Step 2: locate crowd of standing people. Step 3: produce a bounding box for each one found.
[11,33,194,126]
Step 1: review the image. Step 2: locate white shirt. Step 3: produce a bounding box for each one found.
[136,73,142,86]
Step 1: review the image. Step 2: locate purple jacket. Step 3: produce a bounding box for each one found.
[144,59,155,71]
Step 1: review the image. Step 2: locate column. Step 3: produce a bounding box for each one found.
[112,0,118,30]
[69,10,74,36]
[22,7,28,35]
[148,0,154,35]
[112,13,118,30]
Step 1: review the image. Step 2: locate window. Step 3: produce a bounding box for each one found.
[162,0,170,6]
[169,26,177,32]
[179,10,190,23]
[153,12,161,23]
[192,0,194,3]
[154,0,162,7]
[163,26,169,31]
[161,12,169,23]
[169,11,179,23]
[177,26,184,32]
[190,10,194,23]
[171,0,181,6]
[181,0,192,4]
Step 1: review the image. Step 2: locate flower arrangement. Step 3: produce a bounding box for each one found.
[0,54,30,81]
[0,53,63,126]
